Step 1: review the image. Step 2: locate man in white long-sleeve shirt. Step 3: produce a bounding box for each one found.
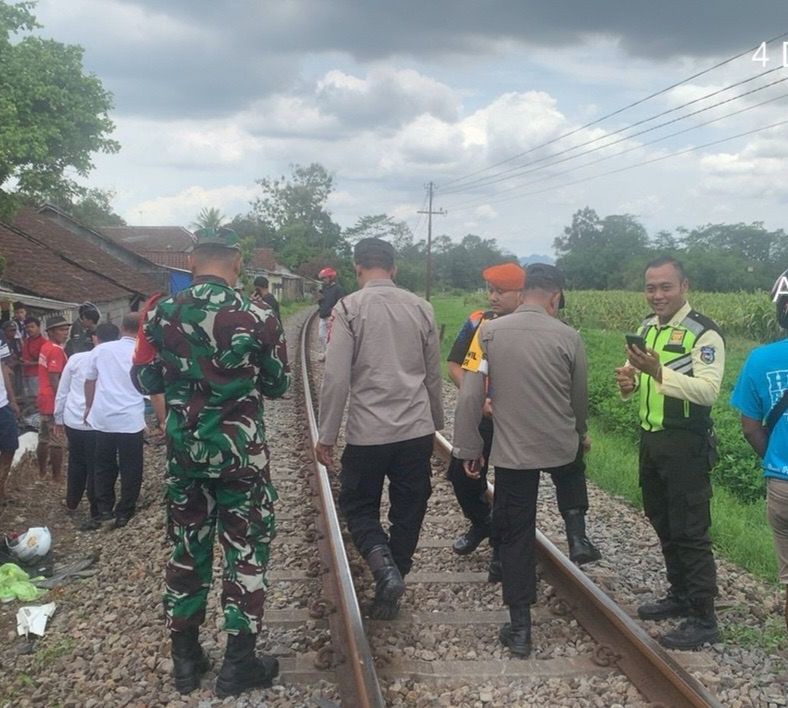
[315,237,444,620]
[54,323,119,521]
[84,314,146,530]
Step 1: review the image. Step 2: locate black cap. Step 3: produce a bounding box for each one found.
[525,263,566,309]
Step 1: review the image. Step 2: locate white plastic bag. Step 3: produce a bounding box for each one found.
[16,602,56,637]
[9,528,52,562]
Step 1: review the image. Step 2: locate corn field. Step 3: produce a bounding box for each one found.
[562,290,780,342]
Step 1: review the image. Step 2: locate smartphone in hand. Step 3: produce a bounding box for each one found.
[625,333,648,353]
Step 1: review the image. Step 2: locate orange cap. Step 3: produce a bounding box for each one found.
[482,262,526,291]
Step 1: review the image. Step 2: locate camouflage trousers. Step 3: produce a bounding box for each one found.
[163,470,277,635]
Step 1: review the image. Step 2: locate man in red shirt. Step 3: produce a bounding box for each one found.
[21,316,45,418]
[37,316,70,481]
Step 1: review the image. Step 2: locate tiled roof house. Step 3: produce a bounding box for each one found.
[0,208,164,321]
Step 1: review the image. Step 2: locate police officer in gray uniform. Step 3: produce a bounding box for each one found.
[454,264,589,658]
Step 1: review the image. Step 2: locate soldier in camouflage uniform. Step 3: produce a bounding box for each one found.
[131,227,289,698]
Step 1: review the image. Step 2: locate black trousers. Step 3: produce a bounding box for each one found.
[94,430,144,520]
[493,467,540,607]
[339,434,433,576]
[639,429,717,600]
[448,418,590,530]
[65,426,97,516]
[447,417,494,528]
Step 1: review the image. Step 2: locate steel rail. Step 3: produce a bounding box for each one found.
[433,431,722,708]
[299,311,386,708]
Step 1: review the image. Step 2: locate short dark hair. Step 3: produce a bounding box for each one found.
[354,237,396,270]
[13,302,25,312]
[95,323,120,342]
[645,255,686,281]
[121,312,140,334]
[80,309,99,324]
[23,316,40,326]
[254,276,269,288]
[2,320,16,330]
[192,243,241,264]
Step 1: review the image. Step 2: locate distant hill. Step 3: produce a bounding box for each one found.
[519,254,555,266]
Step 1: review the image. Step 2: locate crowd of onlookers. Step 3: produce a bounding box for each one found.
[0,276,283,526]
[0,301,162,531]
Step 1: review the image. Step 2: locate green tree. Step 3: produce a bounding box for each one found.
[250,163,343,269]
[191,206,227,231]
[0,1,119,217]
[554,208,650,289]
[435,233,514,290]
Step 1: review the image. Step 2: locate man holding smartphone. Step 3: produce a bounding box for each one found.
[616,256,725,650]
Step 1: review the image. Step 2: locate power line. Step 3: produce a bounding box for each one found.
[439,67,785,196]
[443,90,788,213]
[446,118,788,214]
[438,31,788,191]
[440,82,788,211]
[444,89,788,213]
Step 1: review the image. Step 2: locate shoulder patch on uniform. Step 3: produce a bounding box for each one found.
[700,345,716,364]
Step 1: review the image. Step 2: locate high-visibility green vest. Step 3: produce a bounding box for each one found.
[636,310,721,434]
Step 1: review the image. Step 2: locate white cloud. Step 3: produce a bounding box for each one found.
[315,67,460,129]
[127,185,258,225]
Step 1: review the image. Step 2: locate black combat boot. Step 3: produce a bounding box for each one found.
[637,589,691,621]
[499,604,531,657]
[452,523,490,556]
[660,597,720,650]
[562,509,602,565]
[171,627,210,695]
[487,546,502,583]
[215,633,279,698]
[366,545,406,620]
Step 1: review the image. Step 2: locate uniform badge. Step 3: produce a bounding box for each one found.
[670,330,685,345]
[700,345,716,364]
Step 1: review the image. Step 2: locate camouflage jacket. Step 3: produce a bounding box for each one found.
[131,275,290,479]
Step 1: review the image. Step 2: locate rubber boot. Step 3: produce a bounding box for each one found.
[487,545,502,584]
[499,604,532,657]
[366,545,406,620]
[215,633,279,698]
[637,589,690,621]
[171,627,210,695]
[660,597,720,650]
[562,509,602,565]
[452,523,490,556]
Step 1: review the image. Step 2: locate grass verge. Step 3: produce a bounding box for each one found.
[587,419,779,583]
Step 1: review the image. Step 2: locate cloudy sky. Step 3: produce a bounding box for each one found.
[32,1,788,257]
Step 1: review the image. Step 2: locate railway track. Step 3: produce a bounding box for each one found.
[296,311,723,707]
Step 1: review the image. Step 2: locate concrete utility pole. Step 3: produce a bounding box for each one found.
[417,181,446,301]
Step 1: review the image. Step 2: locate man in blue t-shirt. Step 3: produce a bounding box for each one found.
[731,269,788,630]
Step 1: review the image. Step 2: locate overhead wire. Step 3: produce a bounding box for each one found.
[438,67,785,196]
[437,31,788,191]
[439,82,788,212]
[445,118,788,213]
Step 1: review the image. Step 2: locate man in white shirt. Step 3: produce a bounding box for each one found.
[0,339,20,505]
[54,323,119,522]
[84,314,146,529]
